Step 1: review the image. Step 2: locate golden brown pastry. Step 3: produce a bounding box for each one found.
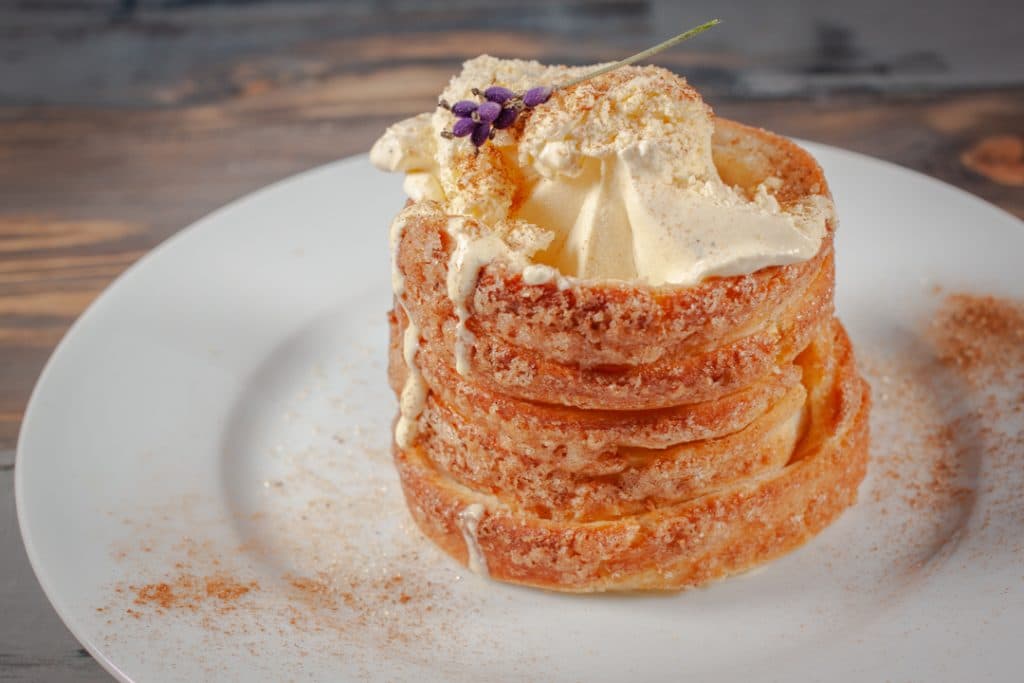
[372,56,870,592]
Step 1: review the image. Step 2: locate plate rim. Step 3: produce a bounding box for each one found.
[13,142,1024,681]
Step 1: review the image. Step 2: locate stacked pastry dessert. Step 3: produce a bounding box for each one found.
[371,56,870,592]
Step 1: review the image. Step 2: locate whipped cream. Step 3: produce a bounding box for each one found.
[517,139,830,285]
[371,55,833,287]
[371,113,445,203]
[445,218,508,375]
[455,503,489,577]
[395,315,426,449]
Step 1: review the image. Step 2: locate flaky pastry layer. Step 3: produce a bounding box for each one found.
[385,117,869,591]
[394,321,869,591]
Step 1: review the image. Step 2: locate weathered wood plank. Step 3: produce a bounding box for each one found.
[3,1,1023,106]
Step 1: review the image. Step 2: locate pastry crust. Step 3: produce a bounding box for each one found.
[392,309,808,522]
[393,322,869,591]
[385,118,869,591]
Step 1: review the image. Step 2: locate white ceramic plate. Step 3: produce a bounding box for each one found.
[17,145,1024,682]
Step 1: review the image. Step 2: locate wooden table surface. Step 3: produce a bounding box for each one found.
[2,1,1022,680]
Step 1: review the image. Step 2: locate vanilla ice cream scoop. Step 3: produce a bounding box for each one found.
[371,55,832,286]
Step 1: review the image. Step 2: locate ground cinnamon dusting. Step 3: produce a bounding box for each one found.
[130,575,257,612]
[859,291,1024,579]
[100,336,499,678]
[932,293,1024,374]
[134,582,175,609]
[205,577,258,602]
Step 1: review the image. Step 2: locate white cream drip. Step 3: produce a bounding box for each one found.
[388,213,409,296]
[394,316,427,449]
[444,218,512,376]
[521,263,571,289]
[455,503,488,577]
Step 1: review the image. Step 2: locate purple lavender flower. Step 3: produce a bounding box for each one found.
[522,86,553,108]
[470,122,492,147]
[451,100,478,117]
[476,101,502,123]
[439,82,555,147]
[451,117,476,137]
[493,106,518,129]
[483,86,514,103]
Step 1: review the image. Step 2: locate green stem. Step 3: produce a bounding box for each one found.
[555,18,720,91]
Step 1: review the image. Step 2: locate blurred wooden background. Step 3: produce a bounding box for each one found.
[0,1,1022,678]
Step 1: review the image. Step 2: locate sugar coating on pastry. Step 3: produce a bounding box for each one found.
[371,56,869,592]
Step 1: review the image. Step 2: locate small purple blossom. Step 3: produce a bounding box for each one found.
[483,86,514,103]
[493,106,518,129]
[451,117,476,137]
[476,101,502,123]
[522,86,553,108]
[470,123,492,147]
[450,100,478,117]
[439,82,556,149]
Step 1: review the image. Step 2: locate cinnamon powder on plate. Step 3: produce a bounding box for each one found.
[860,291,1024,571]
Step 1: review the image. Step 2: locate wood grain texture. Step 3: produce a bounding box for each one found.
[4,1,1023,106]
[961,135,1024,187]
